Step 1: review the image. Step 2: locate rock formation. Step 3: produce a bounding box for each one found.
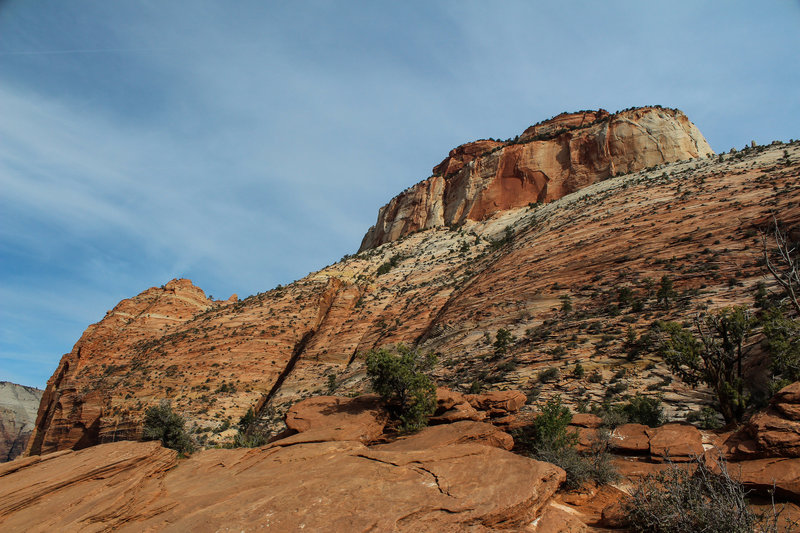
[22,113,800,458]
[1,398,565,532]
[0,382,42,462]
[359,107,712,251]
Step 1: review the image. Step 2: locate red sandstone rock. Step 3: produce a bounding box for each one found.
[465,389,527,413]
[775,381,800,405]
[360,107,712,251]
[0,431,565,531]
[284,394,387,443]
[26,125,799,459]
[374,420,515,451]
[570,413,602,428]
[730,458,800,502]
[433,139,504,176]
[747,411,800,458]
[435,386,468,411]
[429,401,486,424]
[610,424,650,453]
[533,503,589,532]
[648,423,704,462]
[573,427,598,453]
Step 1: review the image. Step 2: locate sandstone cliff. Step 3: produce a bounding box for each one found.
[0,382,42,462]
[359,107,713,251]
[24,116,799,456]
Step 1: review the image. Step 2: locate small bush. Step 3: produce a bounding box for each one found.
[365,345,437,432]
[142,400,195,454]
[686,406,722,430]
[538,366,560,383]
[493,328,515,358]
[587,369,603,383]
[519,396,617,489]
[622,394,664,427]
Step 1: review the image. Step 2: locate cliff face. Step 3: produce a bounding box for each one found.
[0,382,42,462]
[359,107,712,251]
[23,111,799,457]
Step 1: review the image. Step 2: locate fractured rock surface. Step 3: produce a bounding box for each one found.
[1,421,564,532]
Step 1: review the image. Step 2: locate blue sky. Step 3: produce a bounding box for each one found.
[1,1,798,388]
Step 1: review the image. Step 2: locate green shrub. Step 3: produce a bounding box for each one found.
[518,396,617,489]
[654,306,754,423]
[142,400,195,454]
[572,363,585,379]
[376,253,403,276]
[365,345,437,432]
[560,294,573,313]
[621,394,664,427]
[686,406,722,430]
[538,366,560,383]
[493,328,515,358]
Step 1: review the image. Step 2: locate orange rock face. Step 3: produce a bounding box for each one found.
[1,421,564,531]
[25,278,213,456]
[359,106,712,250]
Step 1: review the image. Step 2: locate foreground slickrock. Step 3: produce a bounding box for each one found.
[24,108,800,456]
[0,419,564,532]
[0,382,42,462]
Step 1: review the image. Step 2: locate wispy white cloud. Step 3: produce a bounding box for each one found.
[1,1,799,387]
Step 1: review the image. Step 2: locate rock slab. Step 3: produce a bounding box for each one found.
[0,423,564,532]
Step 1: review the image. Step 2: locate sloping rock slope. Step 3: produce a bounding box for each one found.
[0,382,42,462]
[1,405,564,532]
[25,108,800,455]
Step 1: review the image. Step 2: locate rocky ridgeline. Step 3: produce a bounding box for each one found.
[360,107,712,250]
[22,109,800,462]
[0,382,42,462]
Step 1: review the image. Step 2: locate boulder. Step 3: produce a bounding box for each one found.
[648,424,704,462]
[465,390,527,414]
[747,411,800,458]
[730,458,800,502]
[570,413,602,429]
[429,401,486,424]
[284,394,388,444]
[374,420,515,452]
[435,387,468,412]
[533,503,588,532]
[610,424,650,454]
